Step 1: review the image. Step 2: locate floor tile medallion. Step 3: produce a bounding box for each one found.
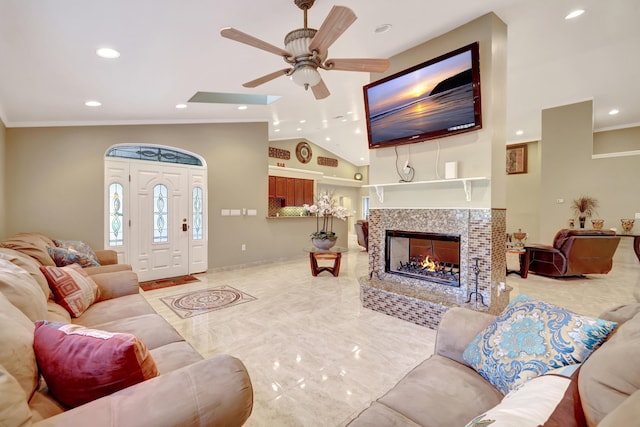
[160,285,256,318]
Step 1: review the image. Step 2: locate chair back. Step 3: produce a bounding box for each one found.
[354,220,368,250]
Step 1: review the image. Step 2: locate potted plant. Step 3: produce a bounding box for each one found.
[304,192,349,249]
[571,196,599,228]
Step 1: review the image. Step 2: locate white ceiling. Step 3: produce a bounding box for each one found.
[1,0,639,166]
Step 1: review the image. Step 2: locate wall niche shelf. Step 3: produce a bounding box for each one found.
[363,177,490,203]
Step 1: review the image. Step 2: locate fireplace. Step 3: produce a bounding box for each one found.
[385,230,461,287]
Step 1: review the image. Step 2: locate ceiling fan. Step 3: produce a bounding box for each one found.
[220,0,390,100]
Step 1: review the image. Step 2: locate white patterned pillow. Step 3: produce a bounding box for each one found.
[463,294,616,395]
[465,368,575,427]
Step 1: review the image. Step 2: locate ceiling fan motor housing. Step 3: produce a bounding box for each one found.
[294,0,315,11]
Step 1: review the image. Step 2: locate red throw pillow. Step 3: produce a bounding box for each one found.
[33,321,159,408]
[40,264,99,317]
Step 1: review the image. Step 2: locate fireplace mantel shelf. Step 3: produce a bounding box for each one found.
[363,177,490,203]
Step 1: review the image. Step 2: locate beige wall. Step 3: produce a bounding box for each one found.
[367,13,507,209]
[0,118,5,238]
[535,102,640,242]
[4,123,346,269]
[506,141,541,241]
[594,127,640,154]
[269,138,364,180]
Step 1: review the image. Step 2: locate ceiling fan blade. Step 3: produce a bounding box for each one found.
[242,68,292,88]
[308,6,357,55]
[221,27,291,58]
[325,58,391,73]
[311,79,330,100]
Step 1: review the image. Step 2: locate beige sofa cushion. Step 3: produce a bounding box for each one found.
[0,292,39,399]
[0,233,56,266]
[0,247,50,298]
[375,355,502,427]
[579,312,640,426]
[599,388,640,427]
[0,257,47,321]
[0,363,32,426]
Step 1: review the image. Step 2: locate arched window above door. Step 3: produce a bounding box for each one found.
[106,145,203,166]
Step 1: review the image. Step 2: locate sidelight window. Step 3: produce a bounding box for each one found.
[109,183,124,246]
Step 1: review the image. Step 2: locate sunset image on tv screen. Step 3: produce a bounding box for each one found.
[366,49,477,145]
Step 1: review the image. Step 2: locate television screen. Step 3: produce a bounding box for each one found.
[364,42,482,149]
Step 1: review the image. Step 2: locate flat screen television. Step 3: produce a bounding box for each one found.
[363,42,482,149]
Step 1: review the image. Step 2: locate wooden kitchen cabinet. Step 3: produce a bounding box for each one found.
[275,176,287,199]
[268,176,276,198]
[268,176,315,206]
[286,178,296,206]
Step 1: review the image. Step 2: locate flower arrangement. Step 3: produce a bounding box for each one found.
[571,195,599,228]
[304,191,349,241]
[571,196,598,219]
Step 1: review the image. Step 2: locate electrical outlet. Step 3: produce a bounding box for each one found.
[556,198,564,204]
[635,212,640,219]
[241,244,246,251]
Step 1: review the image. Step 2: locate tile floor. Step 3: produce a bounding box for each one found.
[141,235,639,426]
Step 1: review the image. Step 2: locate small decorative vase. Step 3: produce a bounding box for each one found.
[512,229,527,247]
[312,238,336,250]
[579,217,586,229]
[591,219,604,230]
[621,219,635,234]
[568,218,575,228]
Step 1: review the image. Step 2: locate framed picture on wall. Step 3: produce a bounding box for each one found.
[506,143,528,174]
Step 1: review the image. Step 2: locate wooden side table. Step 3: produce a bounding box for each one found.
[304,247,348,277]
[506,247,527,277]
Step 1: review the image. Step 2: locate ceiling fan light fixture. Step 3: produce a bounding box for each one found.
[292,64,321,89]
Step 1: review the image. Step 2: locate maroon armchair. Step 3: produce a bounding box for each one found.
[355,220,369,251]
[521,229,620,278]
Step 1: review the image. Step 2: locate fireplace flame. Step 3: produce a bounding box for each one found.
[421,256,437,271]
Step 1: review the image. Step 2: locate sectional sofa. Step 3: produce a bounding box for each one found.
[0,233,253,426]
[348,297,640,426]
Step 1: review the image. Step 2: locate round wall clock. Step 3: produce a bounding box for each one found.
[295,142,312,164]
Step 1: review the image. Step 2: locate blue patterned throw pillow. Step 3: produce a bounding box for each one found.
[462,294,616,395]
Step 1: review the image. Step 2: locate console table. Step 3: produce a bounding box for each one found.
[616,233,640,262]
[304,247,348,277]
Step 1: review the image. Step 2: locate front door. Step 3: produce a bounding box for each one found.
[130,162,190,281]
[104,145,208,282]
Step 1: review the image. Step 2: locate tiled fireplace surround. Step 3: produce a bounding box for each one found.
[360,208,511,329]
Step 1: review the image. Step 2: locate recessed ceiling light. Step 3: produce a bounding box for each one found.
[374,24,392,34]
[565,9,584,20]
[516,130,524,136]
[175,103,187,109]
[299,119,306,123]
[84,100,101,107]
[609,109,619,115]
[296,127,302,131]
[274,129,280,132]
[96,48,120,59]
[273,120,280,126]
[325,137,331,141]
[360,157,365,161]
[355,128,361,134]
[238,105,248,110]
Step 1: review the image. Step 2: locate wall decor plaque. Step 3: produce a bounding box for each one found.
[268,146,290,160]
[295,142,312,163]
[318,156,338,167]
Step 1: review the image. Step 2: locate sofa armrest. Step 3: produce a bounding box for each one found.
[435,307,496,366]
[92,271,140,301]
[95,249,118,265]
[33,355,253,427]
